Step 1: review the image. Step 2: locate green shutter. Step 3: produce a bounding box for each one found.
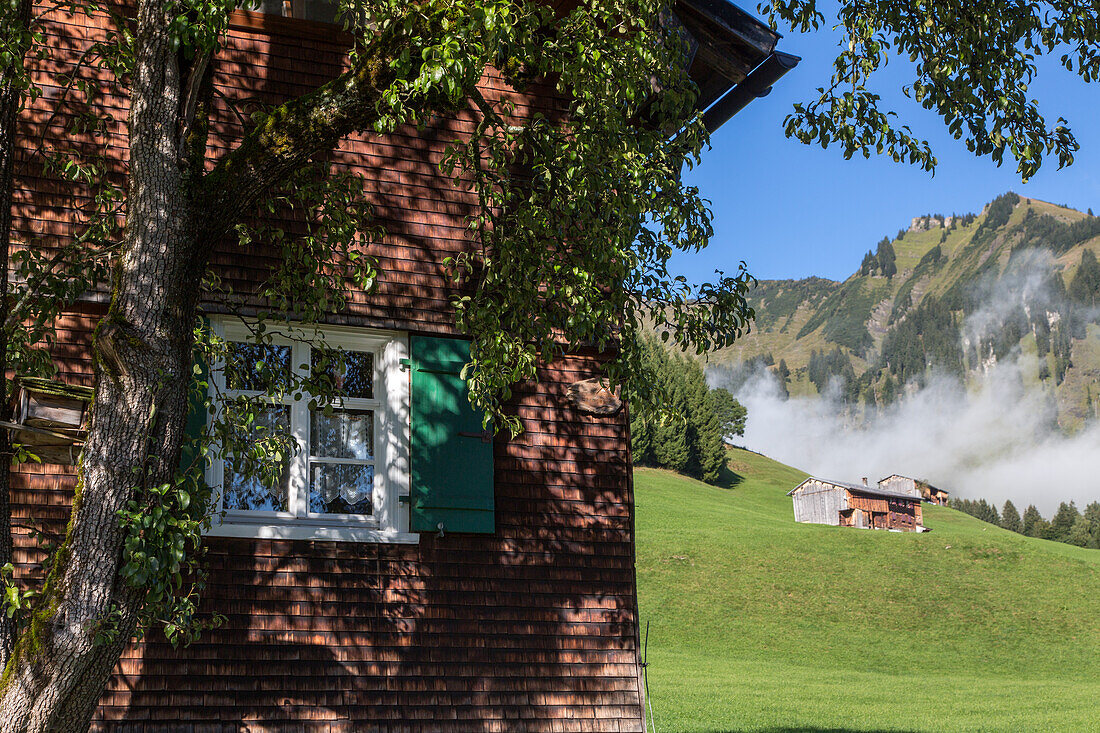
[409,335,495,534]
[179,316,209,474]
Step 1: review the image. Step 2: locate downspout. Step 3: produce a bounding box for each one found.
[701,50,801,133]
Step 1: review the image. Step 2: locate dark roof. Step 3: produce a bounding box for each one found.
[789,477,922,503]
[672,0,792,109]
[878,474,949,495]
[551,0,796,130]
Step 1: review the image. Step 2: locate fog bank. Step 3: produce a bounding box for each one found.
[715,361,1100,515]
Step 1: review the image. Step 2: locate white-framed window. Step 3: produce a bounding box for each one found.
[205,318,416,544]
[253,0,339,24]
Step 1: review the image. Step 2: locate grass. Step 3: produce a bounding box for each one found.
[635,448,1100,732]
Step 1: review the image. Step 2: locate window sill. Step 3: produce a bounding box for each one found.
[207,521,420,544]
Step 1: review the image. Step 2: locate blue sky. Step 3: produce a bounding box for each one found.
[673,15,1100,283]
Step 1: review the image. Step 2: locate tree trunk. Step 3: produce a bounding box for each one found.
[0,1,205,728]
[0,0,35,674]
[0,1,453,726]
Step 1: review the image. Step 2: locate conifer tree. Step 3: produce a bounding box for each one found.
[682,357,723,482]
[1022,504,1046,537]
[628,336,661,465]
[776,359,791,399]
[628,334,745,484]
[1086,502,1100,549]
[651,358,690,474]
[860,251,876,276]
[1050,501,1081,542]
[1068,249,1100,307]
[1085,501,1100,538]
[876,238,898,279]
[1067,516,1092,547]
[881,373,897,407]
[1000,500,1022,533]
[1034,316,1050,358]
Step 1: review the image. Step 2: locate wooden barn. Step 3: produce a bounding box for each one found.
[788,477,926,532]
[5,0,797,729]
[879,474,951,506]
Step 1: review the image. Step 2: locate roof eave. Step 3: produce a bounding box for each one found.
[670,0,798,131]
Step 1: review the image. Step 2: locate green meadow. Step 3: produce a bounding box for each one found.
[634,449,1100,732]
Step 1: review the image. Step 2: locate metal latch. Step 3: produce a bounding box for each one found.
[457,429,493,443]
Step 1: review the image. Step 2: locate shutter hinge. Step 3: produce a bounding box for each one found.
[399,358,414,372]
[457,429,493,443]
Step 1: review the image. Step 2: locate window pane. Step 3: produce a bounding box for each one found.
[297,0,338,23]
[249,0,338,23]
[249,0,284,16]
[226,342,291,392]
[310,409,373,460]
[311,348,373,399]
[310,463,374,515]
[223,405,291,512]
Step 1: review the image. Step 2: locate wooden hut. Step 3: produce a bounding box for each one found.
[879,474,950,506]
[788,477,925,532]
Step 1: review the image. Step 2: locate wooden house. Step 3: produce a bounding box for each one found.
[879,474,950,506]
[788,477,925,532]
[8,0,796,729]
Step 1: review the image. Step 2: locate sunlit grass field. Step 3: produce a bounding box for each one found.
[634,449,1100,732]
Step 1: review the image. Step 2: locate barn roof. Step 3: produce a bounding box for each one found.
[789,477,922,503]
[878,474,949,495]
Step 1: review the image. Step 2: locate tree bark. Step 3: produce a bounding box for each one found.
[0,0,201,727]
[0,0,36,674]
[0,2,458,729]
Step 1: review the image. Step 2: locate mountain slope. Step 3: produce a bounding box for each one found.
[635,448,1100,732]
[712,193,1100,421]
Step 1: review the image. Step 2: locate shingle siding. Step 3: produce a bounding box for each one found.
[11,6,644,729]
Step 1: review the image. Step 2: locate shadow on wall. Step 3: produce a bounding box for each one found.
[18,9,644,732]
[92,359,644,730]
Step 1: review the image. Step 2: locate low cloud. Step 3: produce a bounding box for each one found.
[709,246,1100,515]
[715,360,1099,515]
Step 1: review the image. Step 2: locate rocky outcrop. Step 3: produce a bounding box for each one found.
[909,214,947,232]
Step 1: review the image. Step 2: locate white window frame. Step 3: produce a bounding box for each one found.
[206,318,417,544]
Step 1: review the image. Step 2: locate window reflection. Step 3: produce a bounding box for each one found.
[311,349,373,399]
[223,405,292,512]
[249,0,339,24]
[225,342,292,392]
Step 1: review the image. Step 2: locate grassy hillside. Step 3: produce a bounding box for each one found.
[712,194,1100,424]
[635,449,1100,732]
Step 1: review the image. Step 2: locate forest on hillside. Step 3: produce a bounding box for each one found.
[629,335,746,484]
[713,193,1100,426]
[954,497,1100,550]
